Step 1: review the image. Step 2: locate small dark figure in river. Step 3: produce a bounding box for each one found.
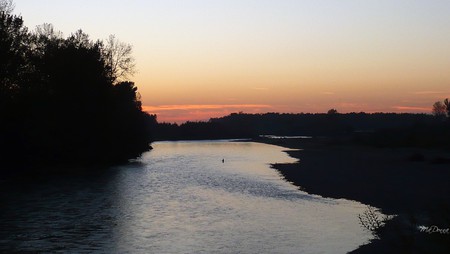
[222,159,225,163]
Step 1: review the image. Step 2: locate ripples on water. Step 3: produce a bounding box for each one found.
[0,141,373,253]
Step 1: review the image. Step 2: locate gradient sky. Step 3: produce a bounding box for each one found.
[13,0,450,122]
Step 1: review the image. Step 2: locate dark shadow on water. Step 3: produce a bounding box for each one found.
[0,168,124,253]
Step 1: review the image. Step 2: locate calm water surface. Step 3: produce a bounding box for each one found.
[0,141,372,253]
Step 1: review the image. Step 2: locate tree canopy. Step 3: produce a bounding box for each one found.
[0,9,155,171]
[0,0,14,14]
[432,98,450,119]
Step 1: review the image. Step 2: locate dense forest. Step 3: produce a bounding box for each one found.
[0,6,156,172]
[2,2,449,173]
[154,112,446,143]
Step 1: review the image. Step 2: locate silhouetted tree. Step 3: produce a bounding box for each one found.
[444,98,450,118]
[432,101,447,118]
[1,9,154,171]
[0,0,14,14]
[0,9,35,167]
[34,23,63,43]
[103,34,135,83]
[0,11,29,100]
[327,108,338,115]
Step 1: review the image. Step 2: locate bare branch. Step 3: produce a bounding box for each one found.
[358,206,390,238]
[432,101,446,117]
[35,23,63,41]
[103,34,136,83]
[0,0,14,14]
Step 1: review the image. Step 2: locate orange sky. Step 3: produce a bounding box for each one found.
[15,0,450,123]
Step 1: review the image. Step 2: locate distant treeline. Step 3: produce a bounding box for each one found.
[3,4,448,174]
[1,8,156,171]
[154,112,446,142]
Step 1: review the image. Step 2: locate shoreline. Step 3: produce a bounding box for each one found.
[256,137,450,253]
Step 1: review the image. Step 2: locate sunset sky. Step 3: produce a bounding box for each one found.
[13,0,450,123]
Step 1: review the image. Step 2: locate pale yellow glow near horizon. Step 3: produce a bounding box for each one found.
[14,0,450,123]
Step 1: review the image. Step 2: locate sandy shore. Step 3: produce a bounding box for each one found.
[257,137,450,253]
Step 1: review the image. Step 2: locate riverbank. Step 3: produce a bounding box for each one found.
[257,137,450,253]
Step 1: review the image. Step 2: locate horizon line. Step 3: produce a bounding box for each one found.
[142,105,432,124]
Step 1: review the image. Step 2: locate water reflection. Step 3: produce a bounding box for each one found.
[0,141,372,253]
[0,171,118,252]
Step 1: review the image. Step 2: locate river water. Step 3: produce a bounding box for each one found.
[0,141,372,253]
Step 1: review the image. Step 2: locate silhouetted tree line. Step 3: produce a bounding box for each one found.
[1,7,156,171]
[361,99,450,149]
[154,120,253,141]
[153,112,443,141]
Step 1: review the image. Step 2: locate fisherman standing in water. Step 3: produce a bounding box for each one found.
[222,159,225,163]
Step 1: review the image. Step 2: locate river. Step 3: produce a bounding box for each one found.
[0,140,372,253]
